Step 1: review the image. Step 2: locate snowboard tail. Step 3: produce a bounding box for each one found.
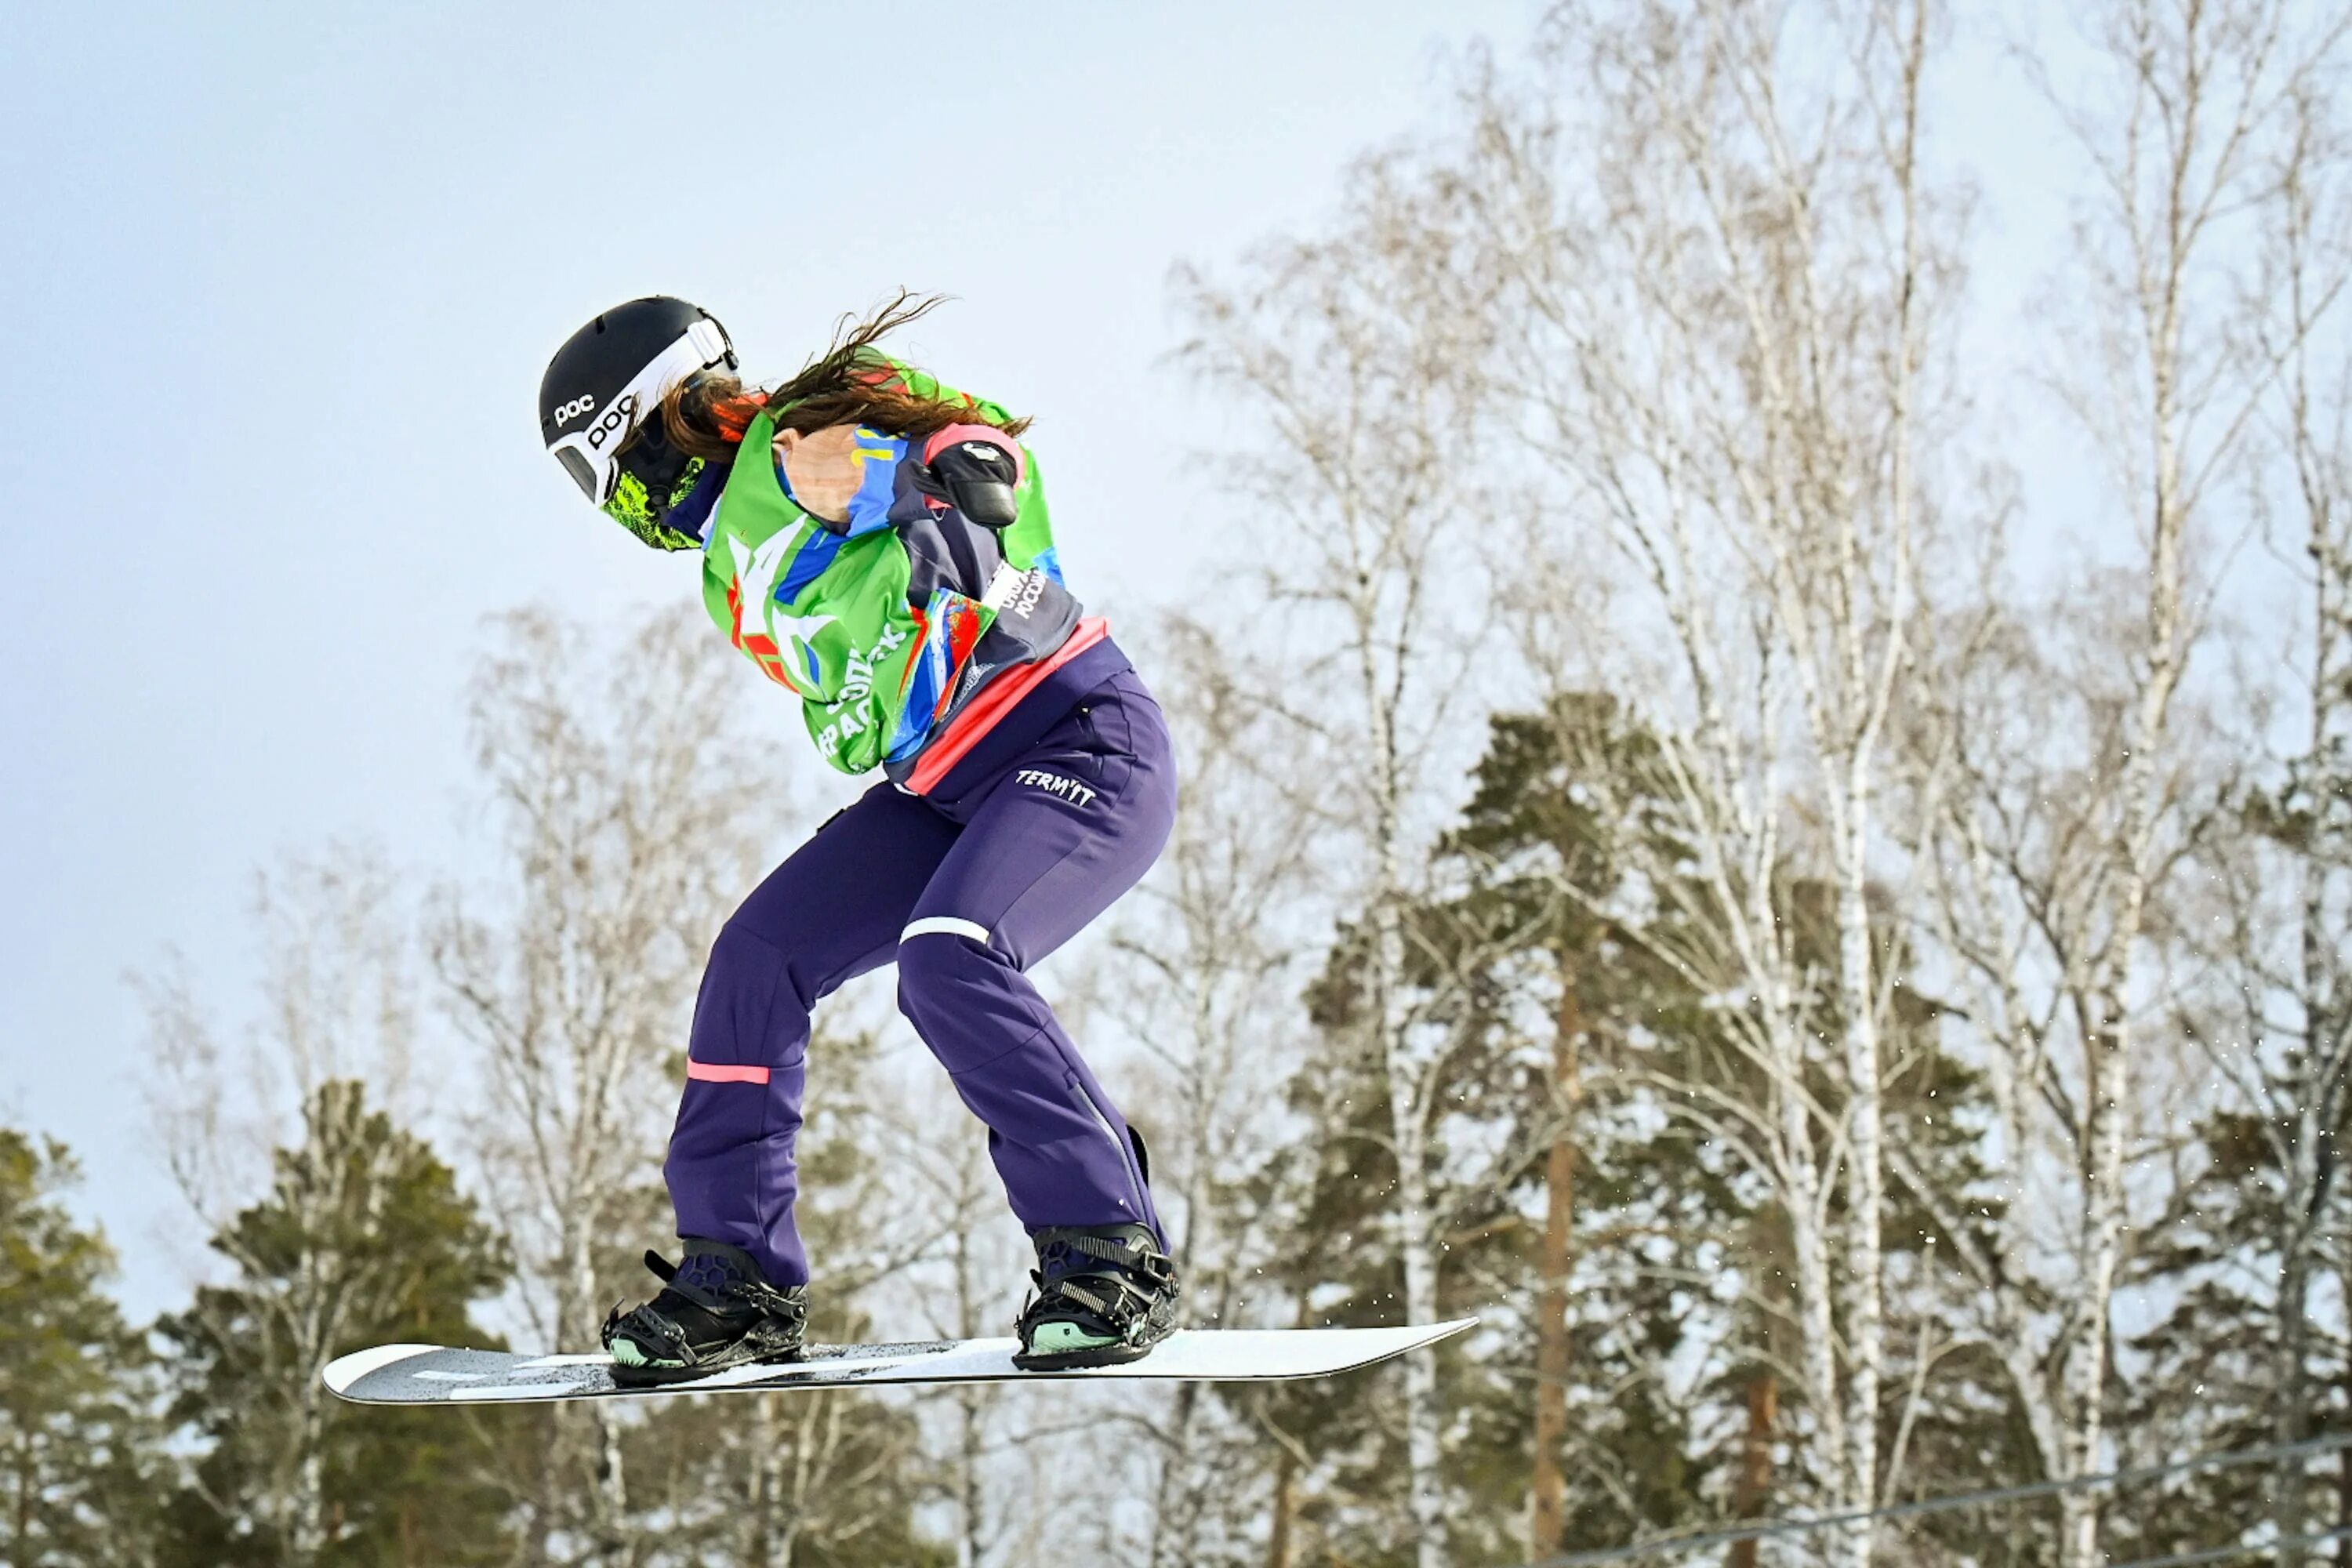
[323,1320,1475,1406]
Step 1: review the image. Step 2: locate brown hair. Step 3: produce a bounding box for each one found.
[659,289,1031,460]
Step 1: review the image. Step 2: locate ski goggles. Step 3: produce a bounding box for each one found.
[545,318,735,507]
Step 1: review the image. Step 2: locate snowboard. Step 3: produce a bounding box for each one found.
[323,1319,1475,1406]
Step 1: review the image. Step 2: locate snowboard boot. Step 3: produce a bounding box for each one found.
[1012,1223,1180,1371]
[601,1240,808,1387]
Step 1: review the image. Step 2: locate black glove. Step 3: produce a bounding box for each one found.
[913,438,1022,529]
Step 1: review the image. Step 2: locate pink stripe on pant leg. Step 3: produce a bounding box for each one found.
[686,1062,771,1085]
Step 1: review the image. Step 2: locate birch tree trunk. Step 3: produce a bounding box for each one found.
[746,1397,784,1567]
[1266,1440,1298,1568]
[1370,681,1452,1568]
[1176,139,1497,1568]
[1456,5,1957,1558]
[946,1142,989,1568]
[2263,82,2352,1553]
[2024,6,2344,1559]
[1114,613,1322,1568]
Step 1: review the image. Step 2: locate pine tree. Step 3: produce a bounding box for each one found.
[1240,693,2025,1564]
[153,1080,522,1567]
[0,1127,165,1567]
[1433,694,1733,1559]
[1238,695,1747,1564]
[2114,1097,2352,1560]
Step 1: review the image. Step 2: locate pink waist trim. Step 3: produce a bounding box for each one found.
[904,617,1110,796]
[686,1062,771,1085]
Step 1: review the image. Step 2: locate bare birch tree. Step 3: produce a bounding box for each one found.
[1093,612,1326,1568]
[1174,149,1501,1568]
[1453,2,1962,1560]
[911,1116,1007,1568]
[1888,5,2352,1562]
[2167,55,2352,1555]
[145,848,420,1207]
[428,604,782,1566]
[2249,71,2352,1555]
[2032,5,2336,1555]
[828,1040,1022,1568]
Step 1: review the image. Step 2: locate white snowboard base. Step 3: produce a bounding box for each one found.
[323,1319,1475,1406]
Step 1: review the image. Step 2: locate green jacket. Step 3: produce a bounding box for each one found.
[700,356,1079,774]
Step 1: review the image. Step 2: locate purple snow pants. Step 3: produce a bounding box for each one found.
[663,665,1178,1287]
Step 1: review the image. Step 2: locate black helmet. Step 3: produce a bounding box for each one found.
[539,296,737,550]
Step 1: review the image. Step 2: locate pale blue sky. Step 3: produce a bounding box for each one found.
[1,2,1557,1313]
[2,3,2136,1319]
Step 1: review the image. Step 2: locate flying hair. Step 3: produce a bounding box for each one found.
[659,289,1031,460]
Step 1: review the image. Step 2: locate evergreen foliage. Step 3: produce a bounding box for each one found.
[152,1081,521,1567]
[0,1129,162,1568]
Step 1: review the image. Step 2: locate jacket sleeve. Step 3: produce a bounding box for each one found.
[857,350,1062,583]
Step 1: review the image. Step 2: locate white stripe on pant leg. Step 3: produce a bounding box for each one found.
[901,916,991,944]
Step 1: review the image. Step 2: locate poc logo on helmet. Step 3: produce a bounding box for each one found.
[586,394,638,452]
[551,394,598,427]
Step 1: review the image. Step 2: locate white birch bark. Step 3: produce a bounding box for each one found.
[2258,85,2352,1552]
[1870,8,2352,1564]
[1113,619,1320,1568]
[1455,4,1954,1558]
[2016,7,2336,1559]
[1174,154,1497,1567]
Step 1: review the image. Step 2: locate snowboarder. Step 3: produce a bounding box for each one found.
[537,293,1180,1383]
